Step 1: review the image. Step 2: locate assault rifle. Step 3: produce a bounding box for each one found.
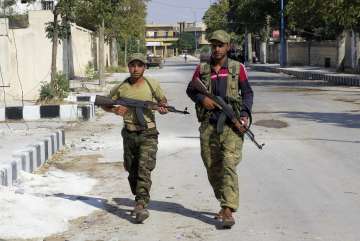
[94,95,190,127]
[190,79,265,150]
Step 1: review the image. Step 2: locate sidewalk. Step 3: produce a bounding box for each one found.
[250,64,360,87]
[0,71,130,187]
[0,122,65,186]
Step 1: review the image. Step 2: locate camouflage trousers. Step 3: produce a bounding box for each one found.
[121,127,159,207]
[199,122,244,211]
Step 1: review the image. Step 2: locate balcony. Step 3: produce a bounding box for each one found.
[145,36,179,42]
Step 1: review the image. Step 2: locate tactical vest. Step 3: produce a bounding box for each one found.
[195,58,243,122]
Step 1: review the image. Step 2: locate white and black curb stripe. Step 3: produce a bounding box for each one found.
[0,104,95,122]
[66,95,97,103]
[0,129,65,186]
[250,65,360,87]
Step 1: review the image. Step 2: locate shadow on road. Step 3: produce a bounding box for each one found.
[281,111,360,129]
[250,80,327,87]
[113,197,222,228]
[52,193,222,228]
[52,193,137,224]
[256,111,360,129]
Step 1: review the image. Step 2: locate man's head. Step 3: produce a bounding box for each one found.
[209,30,230,61]
[127,53,147,80]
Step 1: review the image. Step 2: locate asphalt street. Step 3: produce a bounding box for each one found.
[4,57,359,241]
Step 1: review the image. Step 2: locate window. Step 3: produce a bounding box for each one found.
[21,0,28,3]
[42,1,54,10]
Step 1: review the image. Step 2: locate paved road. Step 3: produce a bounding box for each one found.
[7,58,359,241]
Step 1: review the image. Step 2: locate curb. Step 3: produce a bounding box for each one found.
[0,103,95,122]
[250,65,360,87]
[0,129,65,186]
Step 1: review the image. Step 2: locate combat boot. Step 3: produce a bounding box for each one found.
[214,209,224,220]
[221,207,235,228]
[133,203,149,223]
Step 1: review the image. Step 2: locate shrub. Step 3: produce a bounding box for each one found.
[85,62,98,80]
[38,71,69,102]
[39,82,55,101]
[106,65,128,73]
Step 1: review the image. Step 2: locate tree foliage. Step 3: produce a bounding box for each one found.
[203,0,360,42]
[203,0,279,43]
[203,0,230,37]
[228,0,279,36]
[44,0,77,42]
[176,32,197,52]
[287,0,360,40]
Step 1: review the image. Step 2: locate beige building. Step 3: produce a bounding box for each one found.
[145,24,179,58]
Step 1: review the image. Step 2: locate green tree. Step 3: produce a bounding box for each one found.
[287,0,360,69]
[176,32,197,53]
[45,0,77,90]
[287,0,360,40]
[203,0,229,37]
[75,0,148,72]
[108,0,148,66]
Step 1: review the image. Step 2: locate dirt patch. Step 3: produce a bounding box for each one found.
[254,119,288,128]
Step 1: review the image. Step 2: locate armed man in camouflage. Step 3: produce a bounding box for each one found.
[102,53,168,223]
[186,30,254,228]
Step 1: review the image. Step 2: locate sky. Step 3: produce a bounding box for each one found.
[146,0,215,25]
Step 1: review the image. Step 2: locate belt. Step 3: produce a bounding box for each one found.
[125,122,156,131]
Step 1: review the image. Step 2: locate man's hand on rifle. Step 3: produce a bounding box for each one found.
[202,96,217,110]
[158,106,168,115]
[239,116,249,133]
[112,105,128,116]
[158,99,169,115]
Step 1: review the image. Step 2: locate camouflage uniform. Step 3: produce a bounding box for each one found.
[110,53,166,207]
[121,127,158,207]
[199,121,243,211]
[186,30,254,211]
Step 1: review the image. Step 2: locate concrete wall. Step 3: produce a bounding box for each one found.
[310,41,337,67]
[268,41,338,68]
[67,24,95,77]
[0,11,110,103]
[0,11,63,104]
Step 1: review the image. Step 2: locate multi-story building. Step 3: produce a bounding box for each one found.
[145,24,179,58]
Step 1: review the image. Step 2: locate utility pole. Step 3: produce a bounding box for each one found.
[244,26,248,65]
[280,0,287,67]
[98,18,105,86]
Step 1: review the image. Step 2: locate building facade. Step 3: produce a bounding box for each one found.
[145,24,179,58]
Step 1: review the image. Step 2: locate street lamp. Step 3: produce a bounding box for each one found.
[280,0,287,67]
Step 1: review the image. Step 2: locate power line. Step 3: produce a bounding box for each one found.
[11,29,25,106]
[11,28,29,131]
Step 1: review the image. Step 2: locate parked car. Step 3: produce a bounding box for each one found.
[146,55,163,68]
